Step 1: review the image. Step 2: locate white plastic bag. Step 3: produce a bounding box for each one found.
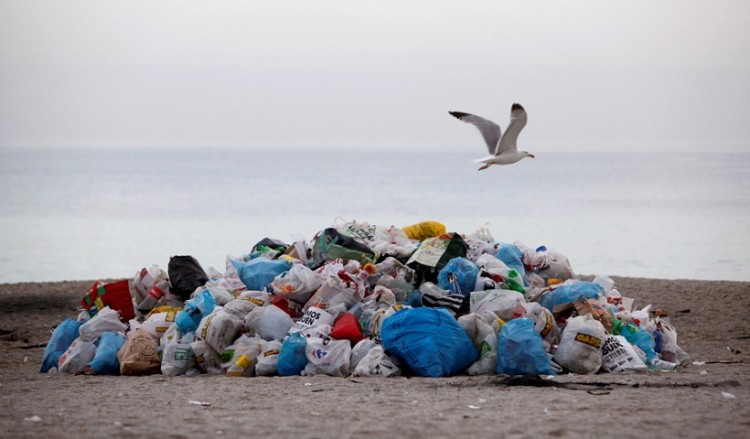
[554,314,606,374]
[349,338,378,374]
[523,302,559,352]
[270,263,324,305]
[255,339,283,376]
[302,337,351,377]
[140,310,178,339]
[294,306,335,332]
[78,307,127,342]
[458,313,498,375]
[58,338,97,374]
[370,226,417,259]
[244,305,294,341]
[197,308,243,352]
[191,340,223,374]
[223,290,269,319]
[470,289,526,322]
[601,335,648,373]
[353,345,401,377]
[161,335,196,377]
[222,335,262,377]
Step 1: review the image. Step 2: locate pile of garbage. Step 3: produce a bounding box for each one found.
[40,220,689,378]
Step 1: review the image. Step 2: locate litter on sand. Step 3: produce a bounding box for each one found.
[40,219,690,379]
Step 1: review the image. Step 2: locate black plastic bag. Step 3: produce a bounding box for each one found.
[168,255,208,301]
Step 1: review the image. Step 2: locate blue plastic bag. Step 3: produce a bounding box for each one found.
[496,318,557,376]
[621,323,657,361]
[538,281,604,313]
[40,318,84,373]
[87,332,125,375]
[277,332,308,376]
[231,258,292,291]
[175,290,216,333]
[495,244,526,280]
[437,257,479,296]
[380,307,478,377]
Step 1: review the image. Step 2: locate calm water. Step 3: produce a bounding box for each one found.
[0,146,748,283]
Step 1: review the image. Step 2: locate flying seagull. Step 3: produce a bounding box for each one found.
[449,103,534,171]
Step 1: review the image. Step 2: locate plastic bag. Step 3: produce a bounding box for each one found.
[349,338,378,374]
[554,314,606,374]
[601,335,647,373]
[330,312,365,345]
[175,290,216,333]
[458,313,498,375]
[223,290,269,319]
[406,233,468,284]
[437,257,480,296]
[401,220,446,241]
[78,306,127,342]
[80,279,135,322]
[303,277,364,315]
[197,308,243,352]
[370,225,417,259]
[294,306,335,332]
[86,332,125,375]
[191,340,223,374]
[353,345,401,377]
[538,281,604,315]
[168,255,209,301]
[496,318,558,376]
[58,338,97,374]
[416,282,467,316]
[303,336,352,377]
[244,305,295,341]
[118,329,162,375]
[277,332,308,376]
[40,318,84,373]
[380,307,478,377]
[140,310,178,339]
[470,289,526,322]
[270,263,324,305]
[256,340,283,376]
[523,302,559,351]
[231,257,292,291]
[221,335,262,377]
[312,227,375,267]
[494,243,526,281]
[161,332,196,377]
[475,254,525,293]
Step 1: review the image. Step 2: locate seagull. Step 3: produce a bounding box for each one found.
[449,103,534,171]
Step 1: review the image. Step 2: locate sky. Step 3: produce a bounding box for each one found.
[1,0,749,151]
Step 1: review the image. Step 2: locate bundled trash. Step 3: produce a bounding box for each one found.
[40,220,689,378]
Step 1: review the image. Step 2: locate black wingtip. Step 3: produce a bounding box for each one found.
[511,103,524,111]
[449,111,468,119]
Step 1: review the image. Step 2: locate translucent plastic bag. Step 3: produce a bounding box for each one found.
[141,310,178,339]
[353,345,401,377]
[554,314,606,374]
[538,281,604,315]
[496,318,557,376]
[221,335,262,377]
[197,308,243,352]
[270,263,324,305]
[223,291,269,319]
[303,336,351,377]
[381,307,478,377]
[256,340,283,376]
[302,278,364,315]
[231,257,292,291]
[601,335,647,373]
[437,257,480,296]
[78,306,127,342]
[470,289,526,322]
[87,332,125,375]
[294,306,335,332]
[161,333,196,377]
[40,318,84,373]
[191,340,223,374]
[458,313,498,375]
[475,254,525,293]
[349,338,378,374]
[244,305,295,341]
[370,225,417,259]
[277,332,308,376]
[58,338,97,374]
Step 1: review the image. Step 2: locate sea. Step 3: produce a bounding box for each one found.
[0,146,748,283]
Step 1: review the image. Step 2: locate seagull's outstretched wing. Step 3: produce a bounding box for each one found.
[495,103,527,156]
[449,111,502,155]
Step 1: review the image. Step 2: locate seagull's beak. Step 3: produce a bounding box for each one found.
[528,153,535,158]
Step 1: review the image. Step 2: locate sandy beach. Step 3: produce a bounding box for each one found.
[1,276,748,439]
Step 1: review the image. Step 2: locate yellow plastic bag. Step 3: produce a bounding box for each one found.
[402,221,446,241]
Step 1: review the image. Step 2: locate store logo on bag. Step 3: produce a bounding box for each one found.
[313,349,328,359]
[574,333,602,349]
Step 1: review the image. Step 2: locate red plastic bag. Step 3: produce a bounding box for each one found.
[81,280,135,323]
[331,312,365,345]
[270,294,303,320]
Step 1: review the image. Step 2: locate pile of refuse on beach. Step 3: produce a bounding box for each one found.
[40,220,689,378]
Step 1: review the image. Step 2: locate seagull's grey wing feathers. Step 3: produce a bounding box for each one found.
[495,103,527,155]
[449,111,502,155]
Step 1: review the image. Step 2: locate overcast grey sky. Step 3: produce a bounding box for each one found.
[1,0,749,151]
